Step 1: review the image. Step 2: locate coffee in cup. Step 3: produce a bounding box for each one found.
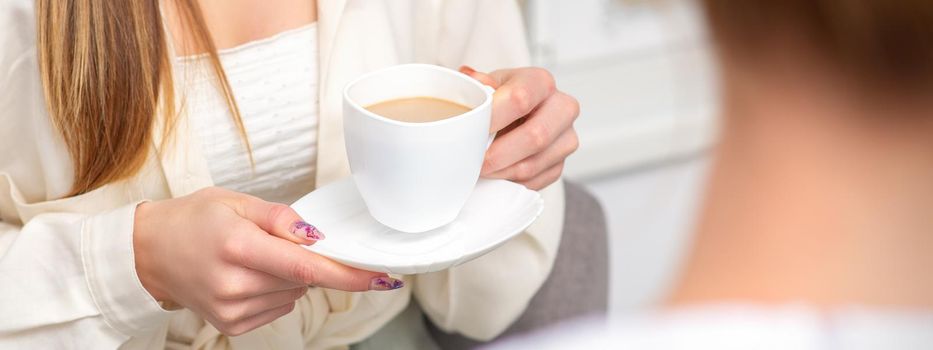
[343,64,494,233]
[365,97,471,123]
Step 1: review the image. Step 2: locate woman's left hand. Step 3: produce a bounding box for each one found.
[460,66,579,190]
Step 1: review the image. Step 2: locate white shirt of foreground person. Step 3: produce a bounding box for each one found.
[0,1,565,349]
[487,305,933,350]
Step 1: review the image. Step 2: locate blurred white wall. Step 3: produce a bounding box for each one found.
[523,0,718,312]
[525,0,718,179]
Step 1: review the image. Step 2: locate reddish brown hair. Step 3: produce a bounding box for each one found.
[702,0,933,90]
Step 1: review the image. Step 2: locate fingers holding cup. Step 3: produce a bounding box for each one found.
[482,91,580,177]
[486,128,579,190]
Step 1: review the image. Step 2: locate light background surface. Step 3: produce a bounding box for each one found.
[523,0,717,313]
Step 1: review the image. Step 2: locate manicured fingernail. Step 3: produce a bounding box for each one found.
[459,65,477,76]
[290,221,324,241]
[370,277,404,291]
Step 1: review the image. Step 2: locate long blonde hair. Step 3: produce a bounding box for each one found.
[36,0,249,196]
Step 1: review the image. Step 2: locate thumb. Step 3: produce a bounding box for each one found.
[234,194,324,245]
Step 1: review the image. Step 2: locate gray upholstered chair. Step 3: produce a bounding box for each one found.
[354,181,609,349]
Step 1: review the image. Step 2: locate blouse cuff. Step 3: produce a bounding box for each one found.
[81,201,174,336]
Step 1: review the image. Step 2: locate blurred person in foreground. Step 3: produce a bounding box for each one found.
[491,0,933,348]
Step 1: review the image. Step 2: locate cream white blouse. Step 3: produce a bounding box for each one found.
[0,1,565,349]
[181,24,321,204]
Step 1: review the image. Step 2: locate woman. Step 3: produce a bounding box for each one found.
[0,0,579,348]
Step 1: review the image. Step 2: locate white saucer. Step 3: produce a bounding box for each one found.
[290,177,544,274]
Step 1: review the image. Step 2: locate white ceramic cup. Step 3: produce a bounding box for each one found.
[343,64,495,233]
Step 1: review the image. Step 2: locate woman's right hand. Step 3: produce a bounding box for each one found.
[132,187,404,336]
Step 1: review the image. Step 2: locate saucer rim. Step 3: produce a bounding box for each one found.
[292,177,544,274]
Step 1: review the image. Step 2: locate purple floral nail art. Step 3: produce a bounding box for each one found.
[290,221,324,241]
[370,277,405,291]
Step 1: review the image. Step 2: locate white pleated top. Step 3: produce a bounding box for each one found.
[176,24,319,204]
